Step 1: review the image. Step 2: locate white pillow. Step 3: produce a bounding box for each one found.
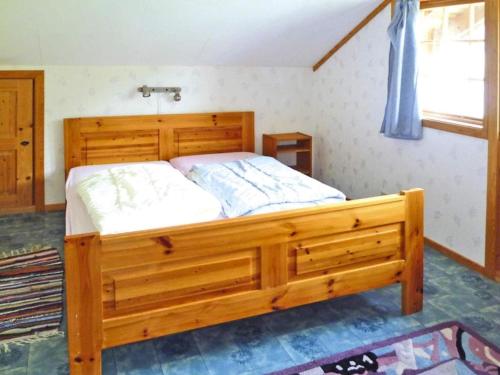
[170,152,257,175]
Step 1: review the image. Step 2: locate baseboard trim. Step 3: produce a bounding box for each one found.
[425,237,485,275]
[44,203,66,212]
[0,206,36,216]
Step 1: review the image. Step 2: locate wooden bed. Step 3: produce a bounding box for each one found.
[63,111,424,375]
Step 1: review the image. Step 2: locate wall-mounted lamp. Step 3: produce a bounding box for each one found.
[138,85,182,101]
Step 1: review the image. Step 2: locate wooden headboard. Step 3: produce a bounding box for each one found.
[64,112,254,176]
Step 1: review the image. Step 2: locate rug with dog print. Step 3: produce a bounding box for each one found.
[269,321,499,375]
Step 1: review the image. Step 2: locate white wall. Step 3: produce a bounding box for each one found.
[1,65,314,204]
[311,7,488,265]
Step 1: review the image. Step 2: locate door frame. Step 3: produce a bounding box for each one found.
[485,0,500,280]
[0,70,44,212]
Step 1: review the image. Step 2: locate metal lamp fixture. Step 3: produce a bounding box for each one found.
[138,85,182,101]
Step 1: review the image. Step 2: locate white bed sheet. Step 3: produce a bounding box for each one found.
[65,161,172,235]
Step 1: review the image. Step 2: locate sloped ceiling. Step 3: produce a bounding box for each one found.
[0,0,378,67]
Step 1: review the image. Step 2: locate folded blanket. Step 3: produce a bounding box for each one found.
[77,163,222,234]
[187,156,346,218]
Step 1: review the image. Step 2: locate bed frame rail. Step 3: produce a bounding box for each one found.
[64,189,423,375]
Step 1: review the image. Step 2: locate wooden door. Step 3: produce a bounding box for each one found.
[0,79,34,209]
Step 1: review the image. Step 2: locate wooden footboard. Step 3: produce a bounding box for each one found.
[64,189,423,375]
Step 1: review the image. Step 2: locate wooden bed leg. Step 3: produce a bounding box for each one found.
[65,234,103,375]
[401,189,424,315]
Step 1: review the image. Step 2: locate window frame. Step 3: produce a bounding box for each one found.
[419,0,487,139]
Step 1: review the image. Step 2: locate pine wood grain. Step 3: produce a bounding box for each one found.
[64,112,255,177]
[313,0,392,72]
[64,111,424,375]
[401,189,424,315]
[65,234,103,375]
[420,0,483,9]
[0,70,44,212]
[263,132,312,176]
[65,190,424,375]
[0,79,33,210]
[101,260,405,349]
[485,0,500,278]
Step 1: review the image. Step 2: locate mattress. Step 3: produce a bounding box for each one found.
[66,157,346,236]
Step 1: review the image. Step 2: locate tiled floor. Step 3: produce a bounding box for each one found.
[0,211,499,375]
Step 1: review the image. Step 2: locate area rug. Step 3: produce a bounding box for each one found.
[269,321,499,375]
[0,246,64,347]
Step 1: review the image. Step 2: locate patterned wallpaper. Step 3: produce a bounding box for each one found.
[311,8,488,265]
[2,12,488,265]
[0,65,314,205]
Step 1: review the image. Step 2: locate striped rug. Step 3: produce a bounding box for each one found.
[0,246,64,347]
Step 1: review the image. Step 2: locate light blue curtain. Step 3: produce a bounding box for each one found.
[380,0,422,140]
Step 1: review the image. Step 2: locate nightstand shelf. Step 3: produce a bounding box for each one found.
[263,132,312,176]
[276,144,311,153]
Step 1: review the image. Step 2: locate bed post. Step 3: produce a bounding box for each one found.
[65,234,103,375]
[401,189,424,315]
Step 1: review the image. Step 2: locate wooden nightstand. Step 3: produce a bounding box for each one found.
[263,132,312,176]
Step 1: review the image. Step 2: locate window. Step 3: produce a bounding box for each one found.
[419,1,486,138]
